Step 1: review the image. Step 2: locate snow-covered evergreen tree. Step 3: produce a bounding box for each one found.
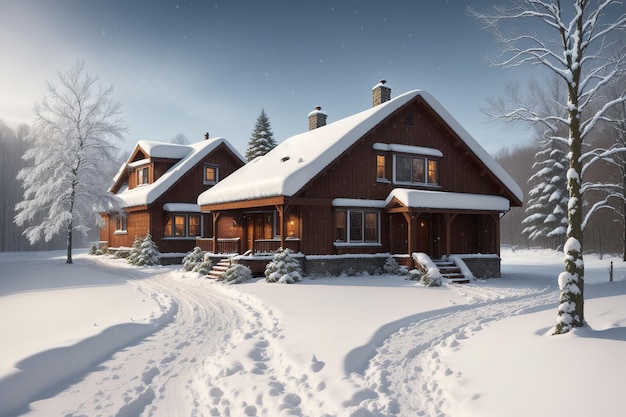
[14,61,126,264]
[126,235,143,265]
[265,248,302,284]
[182,246,205,271]
[472,0,626,334]
[221,263,253,284]
[245,109,276,161]
[133,231,160,266]
[522,138,568,248]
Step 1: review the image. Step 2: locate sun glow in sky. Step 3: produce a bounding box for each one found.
[1,0,536,155]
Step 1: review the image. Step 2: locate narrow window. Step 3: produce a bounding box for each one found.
[204,165,219,185]
[164,216,174,236]
[114,215,127,232]
[174,216,185,236]
[365,212,378,242]
[405,115,414,127]
[376,154,386,179]
[349,211,363,241]
[188,215,201,236]
[137,167,149,185]
[395,155,412,182]
[412,157,425,183]
[428,160,439,184]
[336,211,346,242]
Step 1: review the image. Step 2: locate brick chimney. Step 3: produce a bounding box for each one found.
[308,106,327,130]
[372,80,391,106]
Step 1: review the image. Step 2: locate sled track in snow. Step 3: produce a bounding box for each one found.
[20,261,332,417]
[342,284,557,417]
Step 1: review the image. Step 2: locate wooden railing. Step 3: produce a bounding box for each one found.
[195,237,299,255]
[195,238,241,254]
[255,238,300,254]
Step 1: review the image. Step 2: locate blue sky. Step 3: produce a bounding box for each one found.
[1,0,536,156]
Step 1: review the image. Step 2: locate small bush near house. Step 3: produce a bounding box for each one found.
[406,269,423,281]
[221,264,252,284]
[194,254,213,276]
[383,257,400,274]
[128,232,161,266]
[265,248,302,284]
[420,272,443,287]
[127,235,143,265]
[182,247,205,272]
[89,243,97,255]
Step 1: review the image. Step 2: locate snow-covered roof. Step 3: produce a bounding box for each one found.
[113,138,245,209]
[386,189,510,212]
[197,90,523,206]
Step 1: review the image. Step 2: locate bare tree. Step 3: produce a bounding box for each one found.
[14,61,126,264]
[470,0,626,334]
[171,132,189,145]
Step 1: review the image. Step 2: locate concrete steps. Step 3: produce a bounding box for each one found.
[207,257,232,280]
[434,259,470,284]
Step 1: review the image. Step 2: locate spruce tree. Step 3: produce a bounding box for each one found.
[522,138,568,249]
[245,109,276,161]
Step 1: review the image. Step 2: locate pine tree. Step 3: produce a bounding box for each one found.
[127,235,143,265]
[522,138,568,249]
[245,109,276,161]
[134,231,160,266]
[265,248,302,284]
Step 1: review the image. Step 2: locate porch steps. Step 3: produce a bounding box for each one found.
[207,257,232,280]
[434,259,470,284]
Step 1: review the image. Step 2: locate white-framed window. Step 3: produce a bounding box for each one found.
[137,167,149,185]
[164,214,202,238]
[114,215,127,233]
[393,154,439,186]
[204,164,219,185]
[335,209,380,244]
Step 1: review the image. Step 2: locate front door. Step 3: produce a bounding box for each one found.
[416,217,430,254]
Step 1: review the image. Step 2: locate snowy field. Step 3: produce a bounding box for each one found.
[1,248,625,417]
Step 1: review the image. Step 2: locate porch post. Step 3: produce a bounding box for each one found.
[212,211,221,253]
[276,205,285,249]
[442,213,457,256]
[401,212,413,255]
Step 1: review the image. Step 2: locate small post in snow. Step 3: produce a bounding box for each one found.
[609,261,613,283]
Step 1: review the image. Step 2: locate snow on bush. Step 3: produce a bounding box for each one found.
[129,232,160,266]
[126,235,143,265]
[182,246,205,272]
[220,263,253,284]
[406,269,423,281]
[194,254,213,276]
[383,257,400,274]
[412,252,443,287]
[265,248,302,284]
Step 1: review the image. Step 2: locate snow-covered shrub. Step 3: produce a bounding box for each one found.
[182,246,205,272]
[89,243,97,255]
[265,248,302,284]
[96,244,108,255]
[420,272,443,287]
[127,235,143,265]
[221,264,252,284]
[194,253,213,276]
[383,257,400,274]
[129,232,160,266]
[406,269,423,281]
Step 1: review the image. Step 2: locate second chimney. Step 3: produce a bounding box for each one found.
[372,80,391,106]
[308,106,327,130]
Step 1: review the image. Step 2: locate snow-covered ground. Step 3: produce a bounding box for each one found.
[1,248,625,417]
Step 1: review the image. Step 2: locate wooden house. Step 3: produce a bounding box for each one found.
[100,134,246,254]
[196,82,523,274]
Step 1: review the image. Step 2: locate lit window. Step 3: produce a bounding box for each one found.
[394,155,439,186]
[335,210,379,244]
[204,164,219,185]
[376,154,386,179]
[137,167,149,185]
[165,214,202,237]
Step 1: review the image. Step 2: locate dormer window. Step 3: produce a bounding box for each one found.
[204,164,219,185]
[137,167,149,185]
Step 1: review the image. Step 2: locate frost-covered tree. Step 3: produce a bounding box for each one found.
[245,109,276,161]
[265,248,302,284]
[14,61,126,264]
[170,132,189,145]
[471,0,626,334]
[131,231,160,266]
[522,137,569,247]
